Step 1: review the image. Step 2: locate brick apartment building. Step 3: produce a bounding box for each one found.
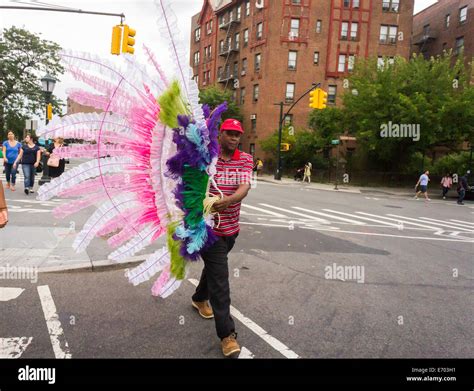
[190,0,414,159]
[412,0,473,65]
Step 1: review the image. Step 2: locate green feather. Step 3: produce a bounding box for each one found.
[158,80,189,128]
[182,166,208,228]
[168,220,187,280]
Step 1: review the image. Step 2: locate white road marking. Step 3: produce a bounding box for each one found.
[324,209,401,228]
[387,214,473,233]
[0,337,33,358]
[356,212,444,231]
[450,219,474,227]
[37,285,72,359]
[241,204,288,217]
[260,203,329,224]
[0,287,25,302]
[188,279,299,359]
[239,347,255,359]
[417,217,474,232]
[293,207,366,225]
[301,226,474,242]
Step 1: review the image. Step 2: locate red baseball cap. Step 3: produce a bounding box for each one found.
[220,119,244,134]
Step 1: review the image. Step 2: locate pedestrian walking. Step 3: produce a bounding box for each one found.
[303,162,312,183]
[43,137,66,178]
[414,170,431,201]
[256,157,263,177]
[0,180,8,229]
[191,118,252,358]
[457,173,469,205]
[440,173,452,200]
[14,134,41,195]
[2,131,22,192]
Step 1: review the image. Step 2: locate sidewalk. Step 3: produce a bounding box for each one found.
[256,174,416,197]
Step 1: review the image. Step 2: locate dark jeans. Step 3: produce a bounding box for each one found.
[4,163,17,185]
[192,233,239,339]
[22,164,35,189]
[458,189,466,203]
[442,187,450,197]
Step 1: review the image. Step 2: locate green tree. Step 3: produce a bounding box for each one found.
[0,26,64,139]
[343,52,473,171]
[198,85,242,122]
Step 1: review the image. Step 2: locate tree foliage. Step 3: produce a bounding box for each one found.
[0,26,64,138]
[198,85,242,122]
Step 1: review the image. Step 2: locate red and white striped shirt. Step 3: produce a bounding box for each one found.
[210,148,253,236]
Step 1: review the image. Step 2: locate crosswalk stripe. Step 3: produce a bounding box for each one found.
[292,207,366,225]
[323,209,401,228]
[450,219,474,227]
[356,212,448,231]
[259,203,329,223]
[241,204,288,217]
[387,214,474,233]
[418,217,474,231]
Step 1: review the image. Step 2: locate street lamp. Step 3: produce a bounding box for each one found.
[39,73,56,186]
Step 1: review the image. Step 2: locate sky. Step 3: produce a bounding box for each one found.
[0,0,438,116]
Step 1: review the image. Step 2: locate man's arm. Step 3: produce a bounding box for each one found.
[213,184,251,213]
[0,180,8,228]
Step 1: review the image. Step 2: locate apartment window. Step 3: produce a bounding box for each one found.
[348,54,355,72]
[218,15,224,26]
[253,84,259,102]
[352,0,360,7]
[256,22,263,40]
[328,85,337,104]
[338,55,346,72]
[193,75,199,85]
[316,20,322,33]
[242,58,248,75]
[244,29,249,46]
[343,0,350,7]
[284,114,293,126]
[233,61,239,77]
[314,51,320,65]
[217,67,223,79]
[240,87,246,105]
[290,18,300,38]
[251,116,257,131]
[194,27,201,42]
[341,22,349,40]
[255,53,262,72]
[204,46,208,59]
[286,83,295,102]
[455,36,464,55]
[235,32,240,49]
[219,40,224,52]
[445,14,450,28]
[292,0,301,4]
[383,0,399,12]
[202,71,207,85]
[209,20,213,34]
[193,51,200,66]
[459,6,467,24]
[380,25,398,44]
[245,1,250,16]
[350,22,358,40]
[237,5,241,20]
[377,56,395,69]
[288,50,297,70]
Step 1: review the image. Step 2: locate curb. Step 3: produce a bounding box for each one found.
[257,177,361,194]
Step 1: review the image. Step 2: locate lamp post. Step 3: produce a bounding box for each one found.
[39,73,56,186]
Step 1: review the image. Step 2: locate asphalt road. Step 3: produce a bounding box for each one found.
[1,175,473,359]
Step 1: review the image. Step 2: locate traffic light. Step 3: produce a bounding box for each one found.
[309,88,328,110]
[318,89,328,110]
[121,24,136,55]
[111,25,122,55]
[47,103,53,121]
[309,89,318,109]
[281,143,291,152]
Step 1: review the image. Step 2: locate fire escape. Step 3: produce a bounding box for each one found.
[217,12,241,90]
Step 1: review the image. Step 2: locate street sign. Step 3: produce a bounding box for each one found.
[331,140,340,145]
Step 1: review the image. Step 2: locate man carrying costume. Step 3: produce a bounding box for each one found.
[191,119,253,358]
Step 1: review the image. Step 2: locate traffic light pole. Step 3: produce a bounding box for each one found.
[0,6,125,22]
[274,83,321,180]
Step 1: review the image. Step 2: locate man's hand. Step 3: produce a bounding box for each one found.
[212,196,233,213]
[34,162,39,168]
[0,210,8,228]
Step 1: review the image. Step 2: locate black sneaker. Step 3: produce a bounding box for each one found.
[24,188,29,195]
